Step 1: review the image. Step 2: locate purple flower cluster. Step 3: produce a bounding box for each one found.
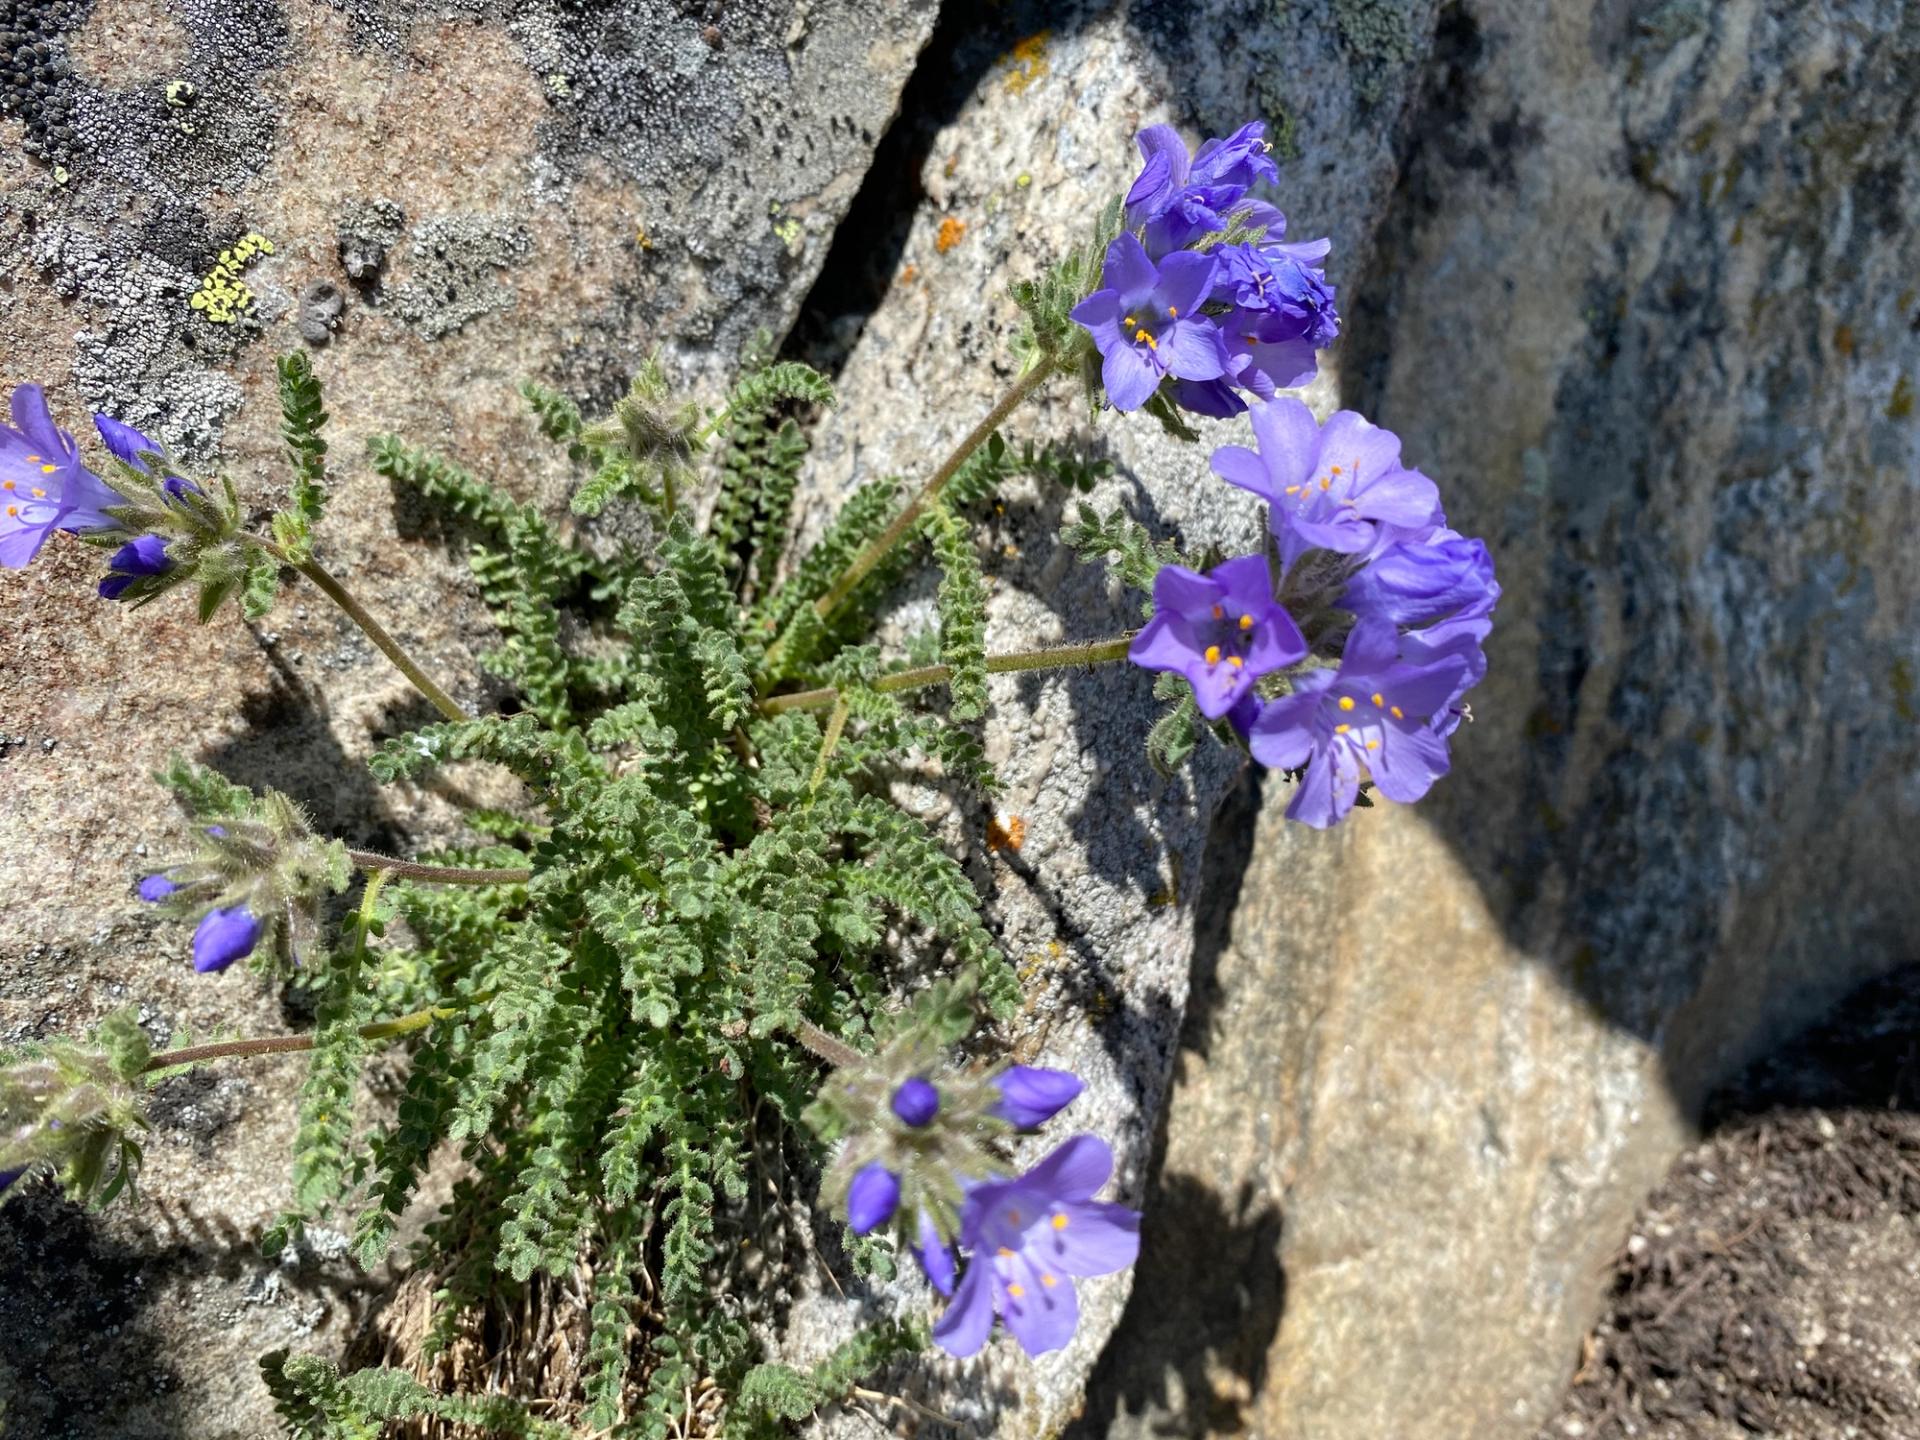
[841,1065,1140,1359]
[1072,123,1338,418]
[1129,396,1498,828]
[0,384,181,599]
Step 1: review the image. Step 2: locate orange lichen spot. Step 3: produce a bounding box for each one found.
[898,262,918,285]
[935,216,967,254]
[1003,30,1051,93]
[987,814,1027,853]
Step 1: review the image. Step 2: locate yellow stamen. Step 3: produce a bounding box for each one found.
[1204,645,1221,665]
[1284,485,1302,495]
[1238,614,1254,630]
[1330,465,1342,475]
[1008,1283,1026,1298]
[1042,1273,1058,1287]
[1335,723,1350,734]
[1167,304,1179,317]
[4,505,16,517]
[1390,706,1404,720]
[1319,476,1331,490]
[1366,739,1380,750]
[39,463,57,475]
[1211,604,1224,619]
[1123,315,1136,327]
[1227,655,1243,669]
[1371,693,1385,707]
[24,454,39,463]
[1051,1213,1068,1230]
[30,487,45,498]
[1134,328,1158,350]
[1,480,13,491]
[998,1246,1014,1257]
[1338,696,1356,712]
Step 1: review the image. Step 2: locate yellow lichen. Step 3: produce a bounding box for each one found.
[1003,31,1050,93]
[190,231,274,324]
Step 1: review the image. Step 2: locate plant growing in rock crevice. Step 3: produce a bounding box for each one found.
[0,118,1495,1437]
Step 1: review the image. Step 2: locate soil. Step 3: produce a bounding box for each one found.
[1542,965,1920,1440]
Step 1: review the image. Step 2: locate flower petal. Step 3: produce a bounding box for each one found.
[1211,444,1275,502]
[992,1066,1084,1129]
[1369,718,1452,805]
[1101,343,1161,412]
[1039,1199,1142,1277]
[1246,688,1322,772]
[1100,231,1160,304]
[1156,318,1229,382]
[1247,397,1323,491]
[1355,466,1441,529]
[1128,613,1198,675]
[931,1259,997,1358]
[913,1209,957,1297]
[1154,250,1219,320]
[1018,1134,1113,1203]
[999,1254,1080,1357]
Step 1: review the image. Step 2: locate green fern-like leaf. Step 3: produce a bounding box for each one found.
[921,500,989,723]
[275,352,329,559]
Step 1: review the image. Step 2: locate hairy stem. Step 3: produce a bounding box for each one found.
[761,635,1135,716]
[140,1003,458,1075]
[791,1018,866,1069]
[346,849,533,886]
[252,538,467,723]
[809,362,1059,627]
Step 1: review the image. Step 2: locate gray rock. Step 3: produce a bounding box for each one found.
[1088,0,1920,1437]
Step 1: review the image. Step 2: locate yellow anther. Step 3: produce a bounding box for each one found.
[24,454,39,463]
[1390,706,1404,720]
[1338,696,1356,711]
[1008,1283,1026,1298]
[1319,476,1331,490]
[4,505,16,517]
[30,488,45,499]
[1228,655,1243,669]
[998,1246,1014,1258]
[1239,614,1254,630]
[39,463,57,475]
[1134,328,1158,350]
[1167,304,1179,317]
[1051,1213,1068,1230]
[1366,739,1380,750]
[1330,465,1342,475]
[1123,315,1136,327]
[1335,723,1350,735]
[1371,693,1385,707]
[1284,484,1302,495]
[1211,604,1224,619]
[1204,645,1222,665]
[2,480,14,491]
[1042,1273,1058,1288]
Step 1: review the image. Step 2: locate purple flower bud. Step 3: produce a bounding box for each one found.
[205,825,227,838]
[846,1161,901,1235]
[191,905,261,974]
[890,1077,940,1128]
[912,1208,957,1297]
[992,1066,1085,1129]
[100,532,172,595]
[137,874,179,902]
[0,1167,21,1194]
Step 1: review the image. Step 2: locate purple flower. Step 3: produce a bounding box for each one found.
[137,874,179,902]
[1212,398,1440,568]
[932,1135,1142,1358]
[1214,243,1340,349]
[0,1167,20,1194]
[97,533,172,600]
[991,1066,1084,1129]
[0,386,127,568]
[1125,122,1279,254]
[846,1160,901,1235]
[96,415,197,499]
[890,1077,940,1128]
[191,905,261,974]
[1189,121,1281,192]
[1340,526,1496,630]
[1070,234,1228,412]
[1246,620,1472,828]
[1129,555,1307,719]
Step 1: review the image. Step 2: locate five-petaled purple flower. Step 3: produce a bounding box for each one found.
[1071,235,1228,412]
[1246,620,1471,829]
[932,1135,1142,1358]
[1129,555,1307,719]
[1212,397,1440,568]
[0,386,127,568]
[191,905,262,974]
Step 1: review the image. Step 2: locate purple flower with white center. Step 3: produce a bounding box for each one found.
[1071,234,1228,412]
[991,1066,1084,1129]
[845,1160,901,1235]
[1212,398,1441,569]
[0,386,127,568]
[1246,620,1472,829]
[931,1135,1142,1358]
[191,905,262,974]
[890,1077,940,1128]
[98,533,172,600]
[137,874,179,902]
[1129,555,1307,720]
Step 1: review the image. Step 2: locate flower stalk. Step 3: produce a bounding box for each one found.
[345,849,532,886]
[139,1002,461,1075]
[762,635,1135,717]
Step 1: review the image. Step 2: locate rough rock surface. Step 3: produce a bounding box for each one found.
[1086,1,1920,1437]
[0,1,934,1433]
